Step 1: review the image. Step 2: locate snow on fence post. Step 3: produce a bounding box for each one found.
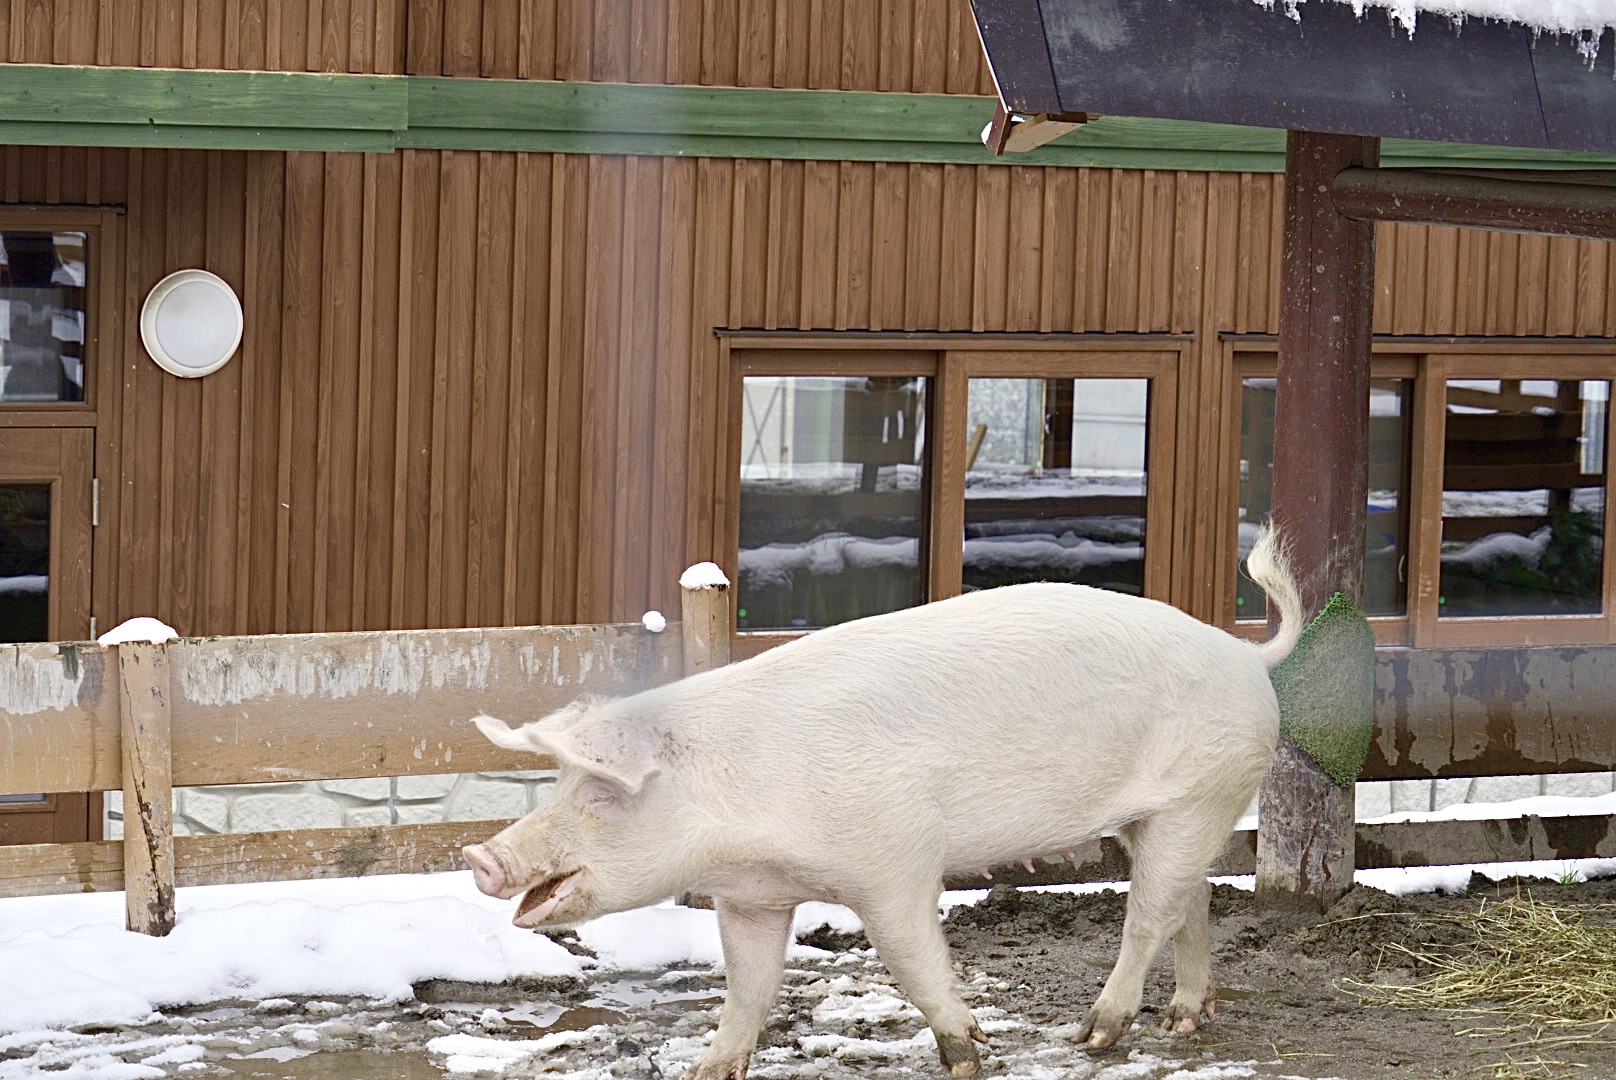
[679,562,732,677]
[116,639,178,936]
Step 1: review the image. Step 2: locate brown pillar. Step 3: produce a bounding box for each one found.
[1256,130,1378,912]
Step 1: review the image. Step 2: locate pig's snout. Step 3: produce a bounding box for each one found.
[463,844,508,897]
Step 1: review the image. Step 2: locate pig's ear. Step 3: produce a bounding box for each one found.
[473,706,661,794]
[530,721,656,798]
[470,714,545,753]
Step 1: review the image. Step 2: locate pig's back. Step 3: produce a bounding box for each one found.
[651,583,1279,873]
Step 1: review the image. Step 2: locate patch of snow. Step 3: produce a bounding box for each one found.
[96,617,179,647]
[641,610,667,633]
[0,574,47,596]
[679,562,731,589]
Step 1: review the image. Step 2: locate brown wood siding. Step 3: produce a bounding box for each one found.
[0,0,994,90]
[5,146,1616,634]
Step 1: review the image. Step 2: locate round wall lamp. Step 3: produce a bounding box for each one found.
[139,269,244,378]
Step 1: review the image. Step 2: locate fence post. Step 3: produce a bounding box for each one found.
[117,641,177,936]
[677,565,731,911]
[679,563,732,677]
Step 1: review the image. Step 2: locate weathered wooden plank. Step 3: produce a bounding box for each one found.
[164,624,682,784]
[6,811,1609,902]
[0,820,518,898]
[0,642,118,795]
[1369,647,1616,780]
[118,641,176,935]
[171,819,515,885]
[679,573,732,676]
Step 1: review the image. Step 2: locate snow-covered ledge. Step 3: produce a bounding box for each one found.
[1258,0,1616,59]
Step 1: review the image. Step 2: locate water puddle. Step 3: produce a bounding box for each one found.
[222,1048,444,1078]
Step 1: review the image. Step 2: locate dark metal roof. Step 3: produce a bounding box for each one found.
[971,0,1616,154]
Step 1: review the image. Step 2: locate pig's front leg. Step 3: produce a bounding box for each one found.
[858,890,988,1078]
[684,899,795,1080]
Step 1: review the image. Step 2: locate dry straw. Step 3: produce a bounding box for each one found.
[1347,894,1616,1078]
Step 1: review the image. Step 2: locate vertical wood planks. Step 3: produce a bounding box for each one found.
[8,140,1616,639]
[118,641,176,936]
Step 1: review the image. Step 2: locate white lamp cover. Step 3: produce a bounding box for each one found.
[139,269,244,378]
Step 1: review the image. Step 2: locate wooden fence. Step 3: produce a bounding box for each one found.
[0,574,731,933]
[5,572,1616,932]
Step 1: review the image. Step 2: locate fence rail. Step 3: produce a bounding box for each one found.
[4,577,1615,933]
[1,574,731,932]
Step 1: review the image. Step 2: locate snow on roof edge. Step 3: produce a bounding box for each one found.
[1257,0,1615,62]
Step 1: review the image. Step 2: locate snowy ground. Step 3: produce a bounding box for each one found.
[4,795,1616,1080]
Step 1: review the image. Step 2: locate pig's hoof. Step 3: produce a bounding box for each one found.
[1074,1005,1133,1051]
[1162,990,1216,1034]
[935,1023,987,1077]
[680,1056,747,1080]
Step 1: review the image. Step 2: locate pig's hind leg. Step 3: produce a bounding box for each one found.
[685,900,796,1080]
[1164,876,1216,1032]
[1075,811,1226,1050]
[858,886,989,1078]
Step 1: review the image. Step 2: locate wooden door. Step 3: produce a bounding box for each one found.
[0,426,98,843]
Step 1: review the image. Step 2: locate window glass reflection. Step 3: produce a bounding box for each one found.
[1439,379,1606,618]
[1237,377,1412,618]
[1,232,88,404]
[737,376,928,630]
[964,378,1148,595]
[0,483,50,643]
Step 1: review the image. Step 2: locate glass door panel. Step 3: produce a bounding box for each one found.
[0,482,50,641]
[737,375,930,630]
[1237,377,1414,619]
[0,428,92,642]
[964,377,1149,595]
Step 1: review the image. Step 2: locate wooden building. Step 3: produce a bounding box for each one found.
[3,4,1616,710]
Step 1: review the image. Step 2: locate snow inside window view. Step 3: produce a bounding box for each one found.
[737,376,929,630]
[963,378,1148,596]
[1439,379,1606,617]
[736,376,1151,631]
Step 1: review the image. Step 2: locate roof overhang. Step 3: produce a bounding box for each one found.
[971,0,1616,154]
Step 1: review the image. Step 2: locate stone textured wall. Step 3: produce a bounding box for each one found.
[103,771,1615,841]
[104,771,556,839]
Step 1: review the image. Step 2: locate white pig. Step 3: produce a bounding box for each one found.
[464,526,1301,1079]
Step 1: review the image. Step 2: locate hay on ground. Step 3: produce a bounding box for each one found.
[1346,894,1616,1077]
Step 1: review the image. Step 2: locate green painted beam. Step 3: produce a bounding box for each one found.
[3,63,1616,174]
[0,64,403,133]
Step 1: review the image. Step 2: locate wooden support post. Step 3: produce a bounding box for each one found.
[677,565,732,909]
[679,564,732,677]
[118,641,177,935]
[1257,130,1379,913]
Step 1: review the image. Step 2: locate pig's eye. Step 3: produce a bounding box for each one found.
[578,779,625,816]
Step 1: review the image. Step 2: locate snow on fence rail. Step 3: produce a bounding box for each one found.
[6,567,1616,932]
[0,575,732,933]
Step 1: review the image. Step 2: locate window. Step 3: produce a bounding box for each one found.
[1,231,88,404]
[1237,370,1414,620]
[737,374,930,630]
[727,338,1182,640]
[1232,344,1616,647]
[965,377,1150,596]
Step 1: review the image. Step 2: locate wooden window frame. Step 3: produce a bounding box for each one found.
[0,207,120,426]
[1225,338,1616,648]
[720,333,1186,657]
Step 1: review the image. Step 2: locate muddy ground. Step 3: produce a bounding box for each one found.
[8,876,1616,1080]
